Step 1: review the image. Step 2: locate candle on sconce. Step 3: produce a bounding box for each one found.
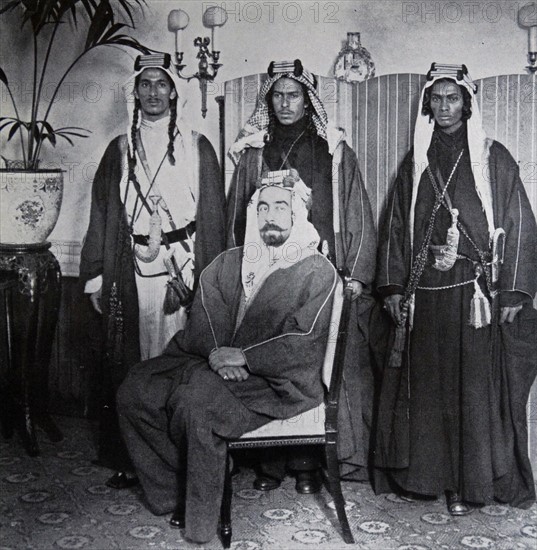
[530,25,537,53]
[175,31,181,55]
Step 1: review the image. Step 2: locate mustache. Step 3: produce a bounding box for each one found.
[261,223,285,232]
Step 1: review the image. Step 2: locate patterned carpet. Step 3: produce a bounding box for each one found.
[1,416,537,550]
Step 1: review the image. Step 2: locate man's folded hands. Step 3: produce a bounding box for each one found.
[209,347,249,382]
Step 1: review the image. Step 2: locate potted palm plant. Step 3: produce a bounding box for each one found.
[0,0,151,244]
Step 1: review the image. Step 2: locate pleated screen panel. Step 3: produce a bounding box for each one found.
[351,73,537,228]
[476,74,537,210]
[223,73,264,187]
[349,74,427,227]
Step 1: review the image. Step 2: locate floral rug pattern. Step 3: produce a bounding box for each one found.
[1,417,536,550]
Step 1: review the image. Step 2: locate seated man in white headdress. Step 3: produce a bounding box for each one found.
[375,63,537,514]
[117,173,339,544]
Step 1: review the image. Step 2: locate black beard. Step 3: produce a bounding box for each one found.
[261,231,287,247]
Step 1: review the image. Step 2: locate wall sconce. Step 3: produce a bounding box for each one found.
[518,2,537,73]
[168,6,228,118]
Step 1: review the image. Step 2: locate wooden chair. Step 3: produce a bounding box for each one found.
[219,276,355,548]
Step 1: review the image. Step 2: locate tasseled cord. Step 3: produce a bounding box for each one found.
[163,254,194,314]
[469,276,491,328]
[163,255,182,314]
[388,296,413,369]
[107,282,123,366]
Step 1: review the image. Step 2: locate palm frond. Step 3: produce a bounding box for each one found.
[7,121,24,141]
[84,0,113,49]
[0,66,8,86]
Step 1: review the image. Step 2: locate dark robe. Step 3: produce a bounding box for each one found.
[79,132,225,469]
[375,123,537,508]
[117,249,338,542]
[226,120,378,479]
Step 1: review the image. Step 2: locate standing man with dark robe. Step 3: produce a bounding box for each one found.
[117,177,340,544]
[226,59,377,492]
[375,63,537,514]
[79,53,225,489]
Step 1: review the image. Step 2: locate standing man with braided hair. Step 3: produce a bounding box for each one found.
[80,53,225,488]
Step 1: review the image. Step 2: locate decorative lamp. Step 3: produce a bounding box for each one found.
[168,9,190,55]
[168,6,228,118]
[333,32,375,83]
[518,2,537,73]
[202,5,228,52]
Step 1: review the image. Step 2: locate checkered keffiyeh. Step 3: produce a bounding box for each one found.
[242,61,328,141]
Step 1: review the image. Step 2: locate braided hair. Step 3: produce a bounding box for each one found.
[128,96,141,185]
[129,71,178,172]
[167,94,177,165]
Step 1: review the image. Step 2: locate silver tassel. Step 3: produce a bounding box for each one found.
[469,277,491,328]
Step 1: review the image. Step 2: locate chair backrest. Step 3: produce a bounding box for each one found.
[321,276,344,390]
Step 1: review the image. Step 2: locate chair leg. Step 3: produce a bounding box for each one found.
[220,449,232,549]
[324,442,354,544]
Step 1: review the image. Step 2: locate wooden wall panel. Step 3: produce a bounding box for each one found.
[222,71,537,479]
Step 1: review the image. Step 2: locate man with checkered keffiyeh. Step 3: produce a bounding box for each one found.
[226,59,377,491]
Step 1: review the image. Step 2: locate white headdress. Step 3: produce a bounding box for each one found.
[122,53,187,154]
[410,63,494,246]
[241,171,320,302]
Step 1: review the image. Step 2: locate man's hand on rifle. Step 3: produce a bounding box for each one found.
[499,304,523,324]
[384,294,404,324]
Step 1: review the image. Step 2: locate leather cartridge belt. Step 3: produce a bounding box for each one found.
[132,220,196,246]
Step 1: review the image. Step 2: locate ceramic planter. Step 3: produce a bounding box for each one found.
[0,169,64,245]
